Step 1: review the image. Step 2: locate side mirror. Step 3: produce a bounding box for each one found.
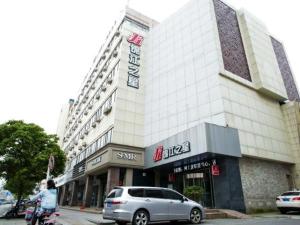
[181,197,188,202]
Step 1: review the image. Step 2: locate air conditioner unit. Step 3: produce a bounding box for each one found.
[74,141,78,145]
[84,110,88,115]
[80,135,84,139]
[103,105,112,115]
[113,50,118,57]
[103,66,108,72]
[104,48,110,54]
[82,99,87,104]
[78,146,82,151]
[96,116,103,123]
[94,68,98,73]
[101,55,106,60]
[98,73,103,79]
[87,79,91,84]
[78,119,82,123]
[84,84,88,88]
[92,122,97,128]
[95,94,100,100]
[84,130,89,135]
[85,95,89,100]
[102,85,107,92]
[88,104,93,109]
[75,111,79,115]
[115,31,120,37]
[107,77,113,84]
[91,85,95,90]
[82,142,87,147]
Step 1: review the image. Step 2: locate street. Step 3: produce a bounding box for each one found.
[1,209,300,225]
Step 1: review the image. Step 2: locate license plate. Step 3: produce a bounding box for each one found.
[283,198,289,202]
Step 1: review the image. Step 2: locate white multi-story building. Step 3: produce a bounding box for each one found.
[56,0,300,212]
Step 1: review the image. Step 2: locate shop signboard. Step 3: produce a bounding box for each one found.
[211,164,220,176]
[173,159,217,174]
[145,123,242,169]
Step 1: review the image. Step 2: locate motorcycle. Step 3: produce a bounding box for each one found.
[25,200,61,225]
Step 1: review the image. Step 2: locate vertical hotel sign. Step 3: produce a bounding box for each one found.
[127,33,143,89]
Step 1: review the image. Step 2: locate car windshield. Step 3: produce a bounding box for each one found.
[281,192,300,196]
[107,188,123,198]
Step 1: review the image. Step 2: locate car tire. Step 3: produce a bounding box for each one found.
[190,208,202,224]
[116,221,127,225]
[132,209,149,225]
[279,208,287,214]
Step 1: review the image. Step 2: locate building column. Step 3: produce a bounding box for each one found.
[155,170,160,186]
[106,167,120,194]
[69,180,79,206]
[59,185,66,205]
[97,178,103,208]
[82,175,93,207]
[125,168,133,186]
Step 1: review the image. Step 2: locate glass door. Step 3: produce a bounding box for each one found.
[183,169,214,208]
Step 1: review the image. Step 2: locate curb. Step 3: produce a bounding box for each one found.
[60,206,103,214]
[87,218,115,225]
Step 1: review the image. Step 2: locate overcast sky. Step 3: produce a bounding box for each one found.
[0,0,299,134]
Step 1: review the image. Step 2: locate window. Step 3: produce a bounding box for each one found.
[128,188,144,197]
[107,188,123,198]
[281,192,300,196]
[145,189,164,198]
[163,190,183,200]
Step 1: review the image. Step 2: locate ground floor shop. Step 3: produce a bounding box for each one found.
[57,123,296,213]
[58,144,145,208]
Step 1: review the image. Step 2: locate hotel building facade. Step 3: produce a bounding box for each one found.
[56,0,300,212]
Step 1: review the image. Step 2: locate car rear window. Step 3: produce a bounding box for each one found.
[128,188,144,197]
[107,188,123,198]
[281,192,300,196]
[145,189,164,198]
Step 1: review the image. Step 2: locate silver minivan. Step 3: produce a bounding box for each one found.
[103,186,205,225]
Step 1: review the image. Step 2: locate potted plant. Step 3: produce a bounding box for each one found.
[183,185,204,203]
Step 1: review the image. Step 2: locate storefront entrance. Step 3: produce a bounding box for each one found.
[160,168,214,208]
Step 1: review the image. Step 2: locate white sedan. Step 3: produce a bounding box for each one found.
[276,191,300,214]
[0,200,13,218]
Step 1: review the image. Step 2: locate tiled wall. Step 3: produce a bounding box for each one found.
[237,10,287,101]
[220,75,294,163]
[281,102,300,187]
[271,37,300,102]
[144,0,225,146]
[213,0,251,82]
[112,19,150,147]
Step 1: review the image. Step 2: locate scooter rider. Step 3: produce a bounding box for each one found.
[30,179,57,225]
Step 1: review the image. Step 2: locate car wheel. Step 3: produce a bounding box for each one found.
[116,221,127,225]
[279,208,287,214]
[190,208,202,224]
[132,209,149,225]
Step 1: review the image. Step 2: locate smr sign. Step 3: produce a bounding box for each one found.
[116,152,137,161]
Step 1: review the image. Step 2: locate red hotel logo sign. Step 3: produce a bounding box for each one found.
[127,33,144,46]
[153,141,191,162]
[153,145,163,162]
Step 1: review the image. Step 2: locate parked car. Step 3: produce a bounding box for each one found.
[276,191,300,214]
[103,186,205,225]
[0,199,14,218]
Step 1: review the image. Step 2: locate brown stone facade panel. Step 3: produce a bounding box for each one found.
[271,37,300,102]
[213,0,251,81]
[239,157,292,212]
[106,167,120,194]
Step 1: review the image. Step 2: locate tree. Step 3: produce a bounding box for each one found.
[0,120,66,201]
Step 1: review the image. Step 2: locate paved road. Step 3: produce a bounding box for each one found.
[0,209,300,225]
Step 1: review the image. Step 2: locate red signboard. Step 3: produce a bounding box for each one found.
[127,33,144,46]
[153,145,163,162]
[211,165,220,176]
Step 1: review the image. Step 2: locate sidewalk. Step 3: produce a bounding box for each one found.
[60,206,103,214]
